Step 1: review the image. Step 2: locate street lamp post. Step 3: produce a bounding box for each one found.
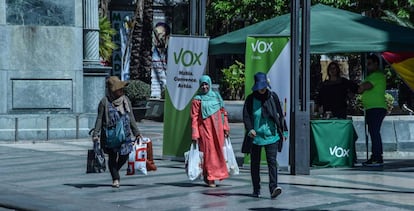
[190,0,205,36]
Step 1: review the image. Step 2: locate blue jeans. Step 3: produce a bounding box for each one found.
[366,108,387,161]
[250,142,278,193]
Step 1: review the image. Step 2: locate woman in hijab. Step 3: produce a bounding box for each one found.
[191,75,230,187]
[92,76,141,188]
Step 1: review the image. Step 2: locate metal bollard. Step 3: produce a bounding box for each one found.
[46,116,50,141]
[76,115,80,139]
[14,117,18,142]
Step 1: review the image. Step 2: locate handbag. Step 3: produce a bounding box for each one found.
[184,143,204,181]
[241,132,252,153]
[86,141,106,173]
[223,137,239,175]
[105,118,125,148]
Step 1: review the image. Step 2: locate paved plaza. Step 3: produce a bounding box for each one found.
[1,120,414,210]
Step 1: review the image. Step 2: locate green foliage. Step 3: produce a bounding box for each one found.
[206,0,414,38]
[124,80,150,107]
[311,0,354,10]
[99,15,117,62]
[382,10,414,28]
[206,0,289,37]
[220,60,245,100]
[354,93,394,114]
[385,93,395,113]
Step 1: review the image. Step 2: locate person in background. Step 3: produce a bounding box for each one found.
[317,61,358,119]
[191,75,230,187]
[358,54,387,166]
[243,72,288,199]
[92,76,141,188]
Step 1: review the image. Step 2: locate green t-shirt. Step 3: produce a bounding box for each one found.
[361,71,387,110]
[252,98,280,145]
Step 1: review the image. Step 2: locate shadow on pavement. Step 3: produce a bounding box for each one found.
[346,159,414,172]
[279,182,414,194]
[64,183,142,188]
[249,208,302,211]
[155,182,207,188]
[202,191,255,198]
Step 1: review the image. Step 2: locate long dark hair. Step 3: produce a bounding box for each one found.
[327,61,341,80]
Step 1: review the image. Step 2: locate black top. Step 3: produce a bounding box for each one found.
[317,77,358,119]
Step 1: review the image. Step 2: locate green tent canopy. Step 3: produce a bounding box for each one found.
[209,4,414,55]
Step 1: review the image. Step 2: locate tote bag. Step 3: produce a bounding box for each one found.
[105,119,125,148]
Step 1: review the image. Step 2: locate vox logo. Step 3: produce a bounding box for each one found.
[251,40,273,53]
[173,48,203,67]
[329,146,350,158]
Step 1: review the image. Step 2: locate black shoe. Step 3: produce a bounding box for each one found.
[252,190,261,198]
[362,158,383,167]
[271,187,282,199]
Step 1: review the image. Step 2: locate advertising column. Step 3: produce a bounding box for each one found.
[163,36,209,158]
[245,36,291,167]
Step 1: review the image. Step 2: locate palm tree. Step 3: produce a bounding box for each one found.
[129,0,153,83]
[381,10,414,28]
[99,15,117,65]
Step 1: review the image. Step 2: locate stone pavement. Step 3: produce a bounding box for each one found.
[1,120,414,210]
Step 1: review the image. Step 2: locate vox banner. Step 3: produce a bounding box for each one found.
[163,36,209,158]
[244,36,291,168]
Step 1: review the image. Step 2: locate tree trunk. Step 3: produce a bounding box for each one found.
[130,0,153,83]
[98,0,111,17]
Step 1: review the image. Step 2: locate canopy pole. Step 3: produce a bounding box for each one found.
[290,0,311,175]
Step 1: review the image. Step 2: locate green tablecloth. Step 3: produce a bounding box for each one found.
[310,119,356,168]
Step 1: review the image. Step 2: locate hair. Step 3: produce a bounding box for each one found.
[327,61,341,79]
[155,22,170,35]
[367,53,380,65]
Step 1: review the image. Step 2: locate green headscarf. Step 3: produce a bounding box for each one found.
[194,75,224,119]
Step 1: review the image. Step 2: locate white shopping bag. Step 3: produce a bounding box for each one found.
[126,139,148,175]
[223,137,239,175]
[134,140,148,175]
[126,148,136,175]
[184,143,204,181]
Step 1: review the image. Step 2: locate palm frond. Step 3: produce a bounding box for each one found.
[381,10,414,29]
[99,15,118,62]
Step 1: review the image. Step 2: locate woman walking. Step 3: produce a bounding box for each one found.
[92,76,141,188]
[243,72,288,198]
[191,75,230,187]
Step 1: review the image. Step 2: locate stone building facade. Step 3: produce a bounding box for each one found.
[0,0,107,141]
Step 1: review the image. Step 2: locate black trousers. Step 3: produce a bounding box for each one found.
[250,142,278,194]
[366,108,387,161]
[107,150,129,181]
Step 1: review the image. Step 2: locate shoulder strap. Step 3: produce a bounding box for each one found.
[269,91,284,131]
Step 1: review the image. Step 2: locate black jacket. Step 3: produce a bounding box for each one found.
[242,90,288,153]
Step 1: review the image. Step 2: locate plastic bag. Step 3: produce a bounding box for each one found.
[223,137,239,175]
[86,141,106,173]
[126,149,136,175]
[126,139,148,175]
[184,143,203,181]
[144,138,157,171]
